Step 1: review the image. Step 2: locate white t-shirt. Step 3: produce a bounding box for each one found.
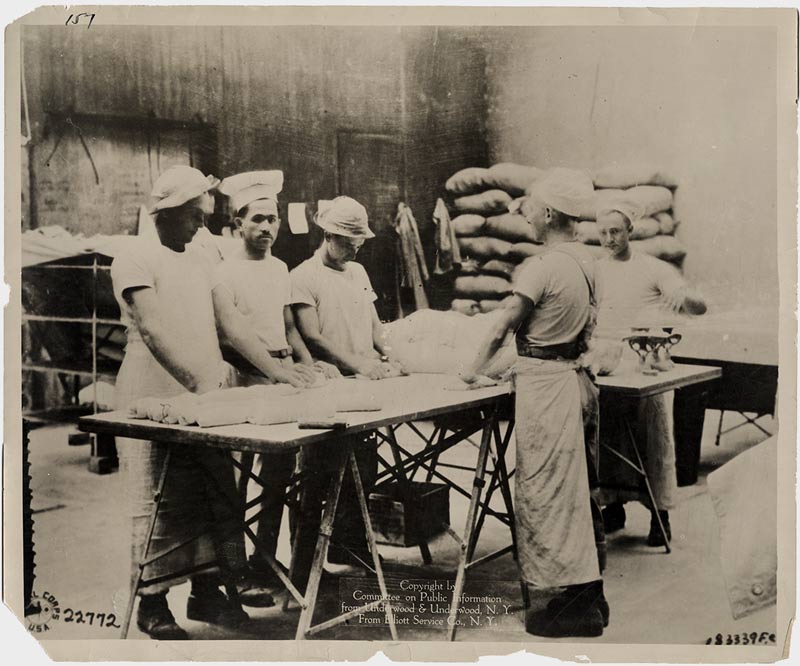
[290,249,377,358]
[110,237,223,373]
[212,255,291,351]
[513,243,595,347]
[595,252,686,337]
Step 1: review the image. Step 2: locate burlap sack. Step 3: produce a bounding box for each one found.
[453,189,512,215]
[485,163,544,196]
[656,211,678,235]
[626,185,673,217]
[479,259,517,279]
[452,214,487,237]
[630,216,661,240]
[454,274,514,300]
[593,163,678,189]
[457,236,513,261]
[484,212,538,243]
[576,220,600,245]
[446,167,491,195]
[450,298,481,316]
[631,235,686,262]
[479,296,513,314]
[507,242,548,262]
[580,188,623,220]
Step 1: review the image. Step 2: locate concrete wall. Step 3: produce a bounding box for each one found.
[485,27,778,310]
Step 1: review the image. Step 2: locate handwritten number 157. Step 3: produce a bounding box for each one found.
[65,13,95,28]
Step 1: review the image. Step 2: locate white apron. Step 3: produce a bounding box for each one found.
[514,356,600,588]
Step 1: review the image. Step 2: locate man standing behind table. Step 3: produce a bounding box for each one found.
[460,169,608,638]
[211,171,339,588]
[594,199,707,546]
[290,197,403,580]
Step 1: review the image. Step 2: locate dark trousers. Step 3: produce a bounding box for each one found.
[251,451,297,566]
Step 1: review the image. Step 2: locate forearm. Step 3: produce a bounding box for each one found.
[303,334,367,375]
[287,325,314,365]
[465,322,512,378]
[220,322,286,380]
[140,326,207,392]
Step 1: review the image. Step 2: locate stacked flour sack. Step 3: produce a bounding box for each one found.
[447,163,547,315]
[446,162,683,315]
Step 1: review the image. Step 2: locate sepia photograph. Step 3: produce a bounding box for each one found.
[3,5,797,662]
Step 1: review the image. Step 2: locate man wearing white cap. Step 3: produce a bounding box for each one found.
[111,165,273,640]
[289,196,399,578]
[461,168,609,638]
[595,199,707,547]
[211,171,335,586]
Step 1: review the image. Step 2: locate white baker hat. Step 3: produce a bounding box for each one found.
[315,196,375,239]
[219,170,284,214]
[529,167,595,218]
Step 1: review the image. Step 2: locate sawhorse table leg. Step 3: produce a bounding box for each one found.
[446,407,516,642]
[294,444,398,640]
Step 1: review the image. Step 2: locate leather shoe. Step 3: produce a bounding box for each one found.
[546,581,610,628]
[646,510,671,547]
[137,598,188,640]
[602,502,626,533]
[526,606,604,638]
[186,588,250,628]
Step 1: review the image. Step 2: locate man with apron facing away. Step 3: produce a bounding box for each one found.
[460,168,608,638]
[111,166,274,640]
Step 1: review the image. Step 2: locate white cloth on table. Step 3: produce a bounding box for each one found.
[290,249,377,358]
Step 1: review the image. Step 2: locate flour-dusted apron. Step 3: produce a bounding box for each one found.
[114,248,245,594]
[514,356,601,588]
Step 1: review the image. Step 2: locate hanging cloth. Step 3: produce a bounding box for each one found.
[432,197,461,274]
[392,203,430,317]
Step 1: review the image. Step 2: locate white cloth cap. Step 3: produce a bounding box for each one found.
[315,196,375,238]
[219,171,284,213]
[150,165,219,214]
[596,196,645,225]
[530,167,595,218]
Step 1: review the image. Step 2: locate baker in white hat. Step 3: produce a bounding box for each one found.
[110,165,274,640]
[289,196,402,581]
[461,167,610,638]
[594,194,706,550]
[212,172,341,587]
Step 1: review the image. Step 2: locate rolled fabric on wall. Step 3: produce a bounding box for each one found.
[451,298,481,316]
[484,212,539,243]
[452,214,487,237]
[593,163,679,189]
[454,274,514,300]
[453,189,512,215]
[457,236,513,261]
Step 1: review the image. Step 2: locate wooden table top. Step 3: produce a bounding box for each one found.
[79,365,721,452]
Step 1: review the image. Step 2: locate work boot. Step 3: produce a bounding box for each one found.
[136,593,188,640]
[602,502,626,533]
[186,576,250,627]
[546,580,610,628]
[646,510,672,547]
[526,580,606,637]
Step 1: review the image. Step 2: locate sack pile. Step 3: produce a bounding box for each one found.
[444,162,684,315]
